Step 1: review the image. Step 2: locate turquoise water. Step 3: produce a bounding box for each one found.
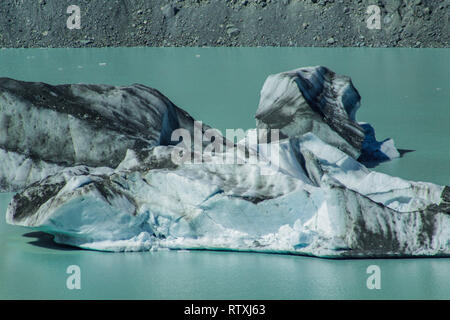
[0,47,449,299]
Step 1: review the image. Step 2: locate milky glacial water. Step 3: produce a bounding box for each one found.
[0,47,448,299]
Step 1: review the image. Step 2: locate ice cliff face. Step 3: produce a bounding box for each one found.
[0,78,209,191]
[2,67,449,258]
[256,66,365,159]
[255,66,399,162]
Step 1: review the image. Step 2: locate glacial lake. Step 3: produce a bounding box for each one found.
[0,47,449,299]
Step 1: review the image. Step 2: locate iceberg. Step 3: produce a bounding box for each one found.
[0,78,209,191]
[2,67,449,258]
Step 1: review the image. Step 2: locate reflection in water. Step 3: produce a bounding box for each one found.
[22,232,80,251]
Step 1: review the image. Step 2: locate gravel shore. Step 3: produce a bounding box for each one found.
[0,0,448,48]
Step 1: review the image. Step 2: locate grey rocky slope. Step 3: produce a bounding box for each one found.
[0,0,448,48]
[3,66,449,257]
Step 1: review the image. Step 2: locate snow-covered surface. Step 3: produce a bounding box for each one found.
[2,67,449,258]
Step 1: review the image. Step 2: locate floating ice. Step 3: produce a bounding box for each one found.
[2,66,449,258]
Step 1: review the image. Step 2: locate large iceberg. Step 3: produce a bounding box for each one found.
[2,66,449,258]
